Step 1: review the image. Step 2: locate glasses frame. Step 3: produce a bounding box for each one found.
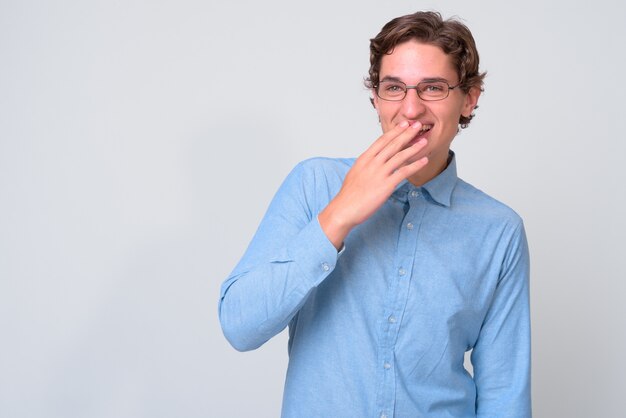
[374,80,462,102]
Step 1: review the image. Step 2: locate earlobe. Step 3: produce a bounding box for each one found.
[463,105,477,119]
[463,87,481,117]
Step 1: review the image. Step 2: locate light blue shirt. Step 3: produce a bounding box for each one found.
[219,153,531,417]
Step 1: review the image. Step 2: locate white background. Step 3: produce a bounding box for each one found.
[1,0,625,417]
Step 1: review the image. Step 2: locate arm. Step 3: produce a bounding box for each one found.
[219,122,430,351]
[218,160,340,351]
[472,222,532,417]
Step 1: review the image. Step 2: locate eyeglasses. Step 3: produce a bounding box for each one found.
[375,80,461,102]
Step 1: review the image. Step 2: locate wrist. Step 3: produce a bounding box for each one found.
[318,203,354,251]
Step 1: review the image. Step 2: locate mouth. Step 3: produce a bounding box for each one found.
[406,122,433,146]
[406,121,433,133]
[417,123,433,135]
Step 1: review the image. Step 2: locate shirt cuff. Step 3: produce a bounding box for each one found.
[286,216,342,288]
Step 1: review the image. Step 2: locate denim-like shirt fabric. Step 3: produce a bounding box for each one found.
[219,153,531,418]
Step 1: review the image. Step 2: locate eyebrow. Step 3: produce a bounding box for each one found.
[379,76,450,84]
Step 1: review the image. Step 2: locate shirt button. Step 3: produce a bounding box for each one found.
[380,414,388,418]
[384,362,391,370]
[388,315,396,324]
[410,190,419,198]
[398,268,406,276]
[321,262,330,271]
[406,222,414,230]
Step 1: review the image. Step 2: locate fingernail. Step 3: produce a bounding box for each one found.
[412,121,422,129]
[399,121,409,128]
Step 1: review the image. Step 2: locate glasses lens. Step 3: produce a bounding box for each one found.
[378,81,406,100]
[417,81,449,100]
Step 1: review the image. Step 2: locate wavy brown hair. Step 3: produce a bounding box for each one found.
[365,11,486,128]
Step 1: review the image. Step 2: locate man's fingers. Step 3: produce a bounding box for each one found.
[375,121,424,163]
[385,137,428,176]
[363,121,411,157]
[381,129,428,172]
[391,155,429,182]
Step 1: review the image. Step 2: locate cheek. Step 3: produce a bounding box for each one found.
[437,106,463,130]
[378,108,399,131]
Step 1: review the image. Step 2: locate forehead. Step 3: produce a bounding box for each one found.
[380,40,457,82]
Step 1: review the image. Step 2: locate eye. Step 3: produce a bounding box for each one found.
[379,81,406,96]
[421,82,445,93]
[383,82,404,93]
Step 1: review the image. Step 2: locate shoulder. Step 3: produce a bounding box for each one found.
[272,157,355,215]
[292,157,355,177]
[285,157,355,189]
[452,178,524,230]
[451,179,529,277]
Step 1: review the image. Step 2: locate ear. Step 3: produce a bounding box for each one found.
[462,86,481,118]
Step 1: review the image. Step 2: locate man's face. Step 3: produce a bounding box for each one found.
[373,40,480,184]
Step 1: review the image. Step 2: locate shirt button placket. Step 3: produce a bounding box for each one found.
[378,188,419,418]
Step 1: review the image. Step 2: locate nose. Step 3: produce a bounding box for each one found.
[401,87,427,120]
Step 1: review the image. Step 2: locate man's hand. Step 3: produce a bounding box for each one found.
[318,121,429,249]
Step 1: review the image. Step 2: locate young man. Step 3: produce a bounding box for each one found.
[219,11,531,418]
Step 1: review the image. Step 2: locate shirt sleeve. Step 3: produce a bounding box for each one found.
[472,221,532,417]
[218,160,341,352]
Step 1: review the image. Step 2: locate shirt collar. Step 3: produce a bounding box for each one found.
[391,151,458,207]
